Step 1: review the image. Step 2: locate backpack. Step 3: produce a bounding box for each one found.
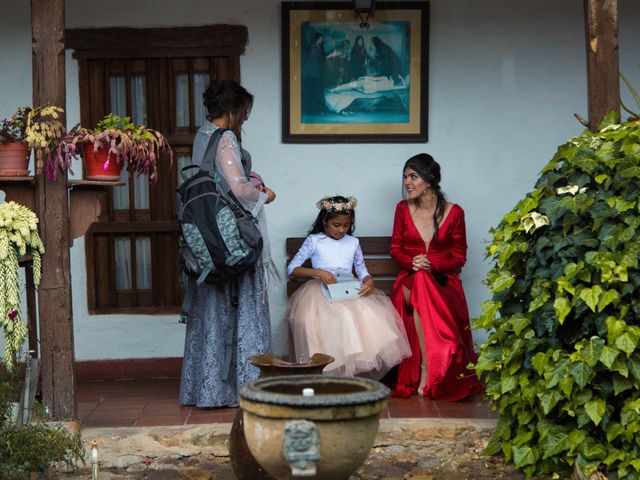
[177,128,263,315]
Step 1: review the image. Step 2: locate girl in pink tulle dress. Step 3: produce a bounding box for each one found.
[286,195,411,378]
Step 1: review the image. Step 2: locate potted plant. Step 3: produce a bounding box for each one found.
[48,113,172,182]
[0,106,65,176]
[0,201,44,370]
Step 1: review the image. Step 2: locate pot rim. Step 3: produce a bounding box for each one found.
[239,374,390,407]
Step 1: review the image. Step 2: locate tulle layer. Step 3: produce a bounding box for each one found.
[287,279,411,379]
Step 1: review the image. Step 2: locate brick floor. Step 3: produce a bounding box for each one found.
[77,378,497,428]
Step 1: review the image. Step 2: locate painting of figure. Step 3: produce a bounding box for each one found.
[300,21,411,124]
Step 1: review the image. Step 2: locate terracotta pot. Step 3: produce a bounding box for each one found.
[82,144,122,181]
[240,375,389,480]
[229,354,335,480]
[0,143,30,176]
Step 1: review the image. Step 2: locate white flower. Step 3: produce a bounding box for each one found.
[521,211,550,234]
[556,185,580,195]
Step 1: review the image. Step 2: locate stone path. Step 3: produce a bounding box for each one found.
[60,418,525,480]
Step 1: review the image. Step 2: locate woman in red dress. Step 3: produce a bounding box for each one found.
[390,153,484,401]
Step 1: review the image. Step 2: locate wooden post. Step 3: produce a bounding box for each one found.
[584,0,620,130]
[31,0,76,419]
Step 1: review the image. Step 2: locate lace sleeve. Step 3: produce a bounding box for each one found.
[215,130,267,216]
[287,236,316,278]
[353,241,371,282]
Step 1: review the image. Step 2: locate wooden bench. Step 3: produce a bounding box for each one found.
[285,236,401,297]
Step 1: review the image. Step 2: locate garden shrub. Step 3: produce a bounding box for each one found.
[475,113,640,479]
[0,423,84,479]
[0,364,84,479]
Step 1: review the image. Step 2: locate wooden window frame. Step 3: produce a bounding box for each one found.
[67,26,247,314]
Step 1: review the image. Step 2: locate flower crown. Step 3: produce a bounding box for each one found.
[316,195,358,212]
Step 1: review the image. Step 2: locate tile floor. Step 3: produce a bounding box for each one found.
[77,378,498,428]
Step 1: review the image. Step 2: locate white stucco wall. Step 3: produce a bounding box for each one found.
[2,0,640,361]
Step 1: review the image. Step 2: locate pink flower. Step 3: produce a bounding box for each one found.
[8,310,17,320]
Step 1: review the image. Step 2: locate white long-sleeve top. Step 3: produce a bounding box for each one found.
[287,233,371,282]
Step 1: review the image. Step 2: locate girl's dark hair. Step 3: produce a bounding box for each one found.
[309,195,356,235]
[404,153,446,241]
[202,79,253,140]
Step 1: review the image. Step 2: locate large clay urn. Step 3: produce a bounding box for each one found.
[239,375,389,480]
[229,354,334,480]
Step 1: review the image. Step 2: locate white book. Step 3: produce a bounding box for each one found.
[321,277,361,303]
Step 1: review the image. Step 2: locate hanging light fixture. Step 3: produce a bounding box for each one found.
[353,0,376,29]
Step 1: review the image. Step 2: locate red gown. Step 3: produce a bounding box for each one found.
[390,201,484,401]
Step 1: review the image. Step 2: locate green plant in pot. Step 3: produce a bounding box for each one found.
[0,106,65,176]
[474,112,640,479]
[47,113,172,182]
[0,201,44,370]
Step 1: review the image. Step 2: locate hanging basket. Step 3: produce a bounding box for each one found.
[0,143,30,177]
[82,144,122,181]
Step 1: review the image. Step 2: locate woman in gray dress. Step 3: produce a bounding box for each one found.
[180,80,276,408]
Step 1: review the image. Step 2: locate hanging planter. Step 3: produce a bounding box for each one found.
[82,144,122,181]
[0,202,44,370]
[48,113,172,182]
[0,143,29,177]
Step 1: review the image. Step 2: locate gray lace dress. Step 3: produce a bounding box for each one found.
[179,123,272,408]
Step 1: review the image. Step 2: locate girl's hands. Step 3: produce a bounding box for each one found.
[314,269,337,284]
[412,254,431,271]
[359,277,375,297]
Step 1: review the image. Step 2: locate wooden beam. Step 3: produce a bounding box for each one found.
[65,25,248,51]
[584,0,620,130]
[31,0,76,419]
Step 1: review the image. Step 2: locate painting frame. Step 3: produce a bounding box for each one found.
[282,1,429,143]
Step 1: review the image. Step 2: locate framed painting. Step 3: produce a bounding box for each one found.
[282,1,429,143]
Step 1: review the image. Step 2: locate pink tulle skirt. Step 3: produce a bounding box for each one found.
[286,279,411,379]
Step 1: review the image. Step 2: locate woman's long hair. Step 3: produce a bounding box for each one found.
[309,195,356,235]
[203,79,253,141]
[404,153,446,241]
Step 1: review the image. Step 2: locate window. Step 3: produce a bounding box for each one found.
[68,26,247,313]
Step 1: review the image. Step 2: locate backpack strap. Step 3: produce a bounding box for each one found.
[221,279,240,380]
[180,164,200,182]
[179,277,196,324]
[201,127,228,174]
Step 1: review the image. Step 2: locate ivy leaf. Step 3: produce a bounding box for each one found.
[628,356,640,381]
[579,285,603,313]
[512,445,537,467]
[606,422,625,443]
[615,331,639,355]
[489,270,515,293]
[606,316,627,344]
[567,429,587,454]
[599,345,620,369]
[553,296,572,324]
[541,428,570,459]
[579,337,604,367]
[597,289,619,312]
[569,361,594,389]
[531,352,548,374]
[612,374,633,395]
[559,375,574,397]
[611,356,629,378]
[538,390,564,415]
[585,398,606,426]
[501,375,518,394]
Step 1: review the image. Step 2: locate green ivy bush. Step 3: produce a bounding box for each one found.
[475,113,640,479]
